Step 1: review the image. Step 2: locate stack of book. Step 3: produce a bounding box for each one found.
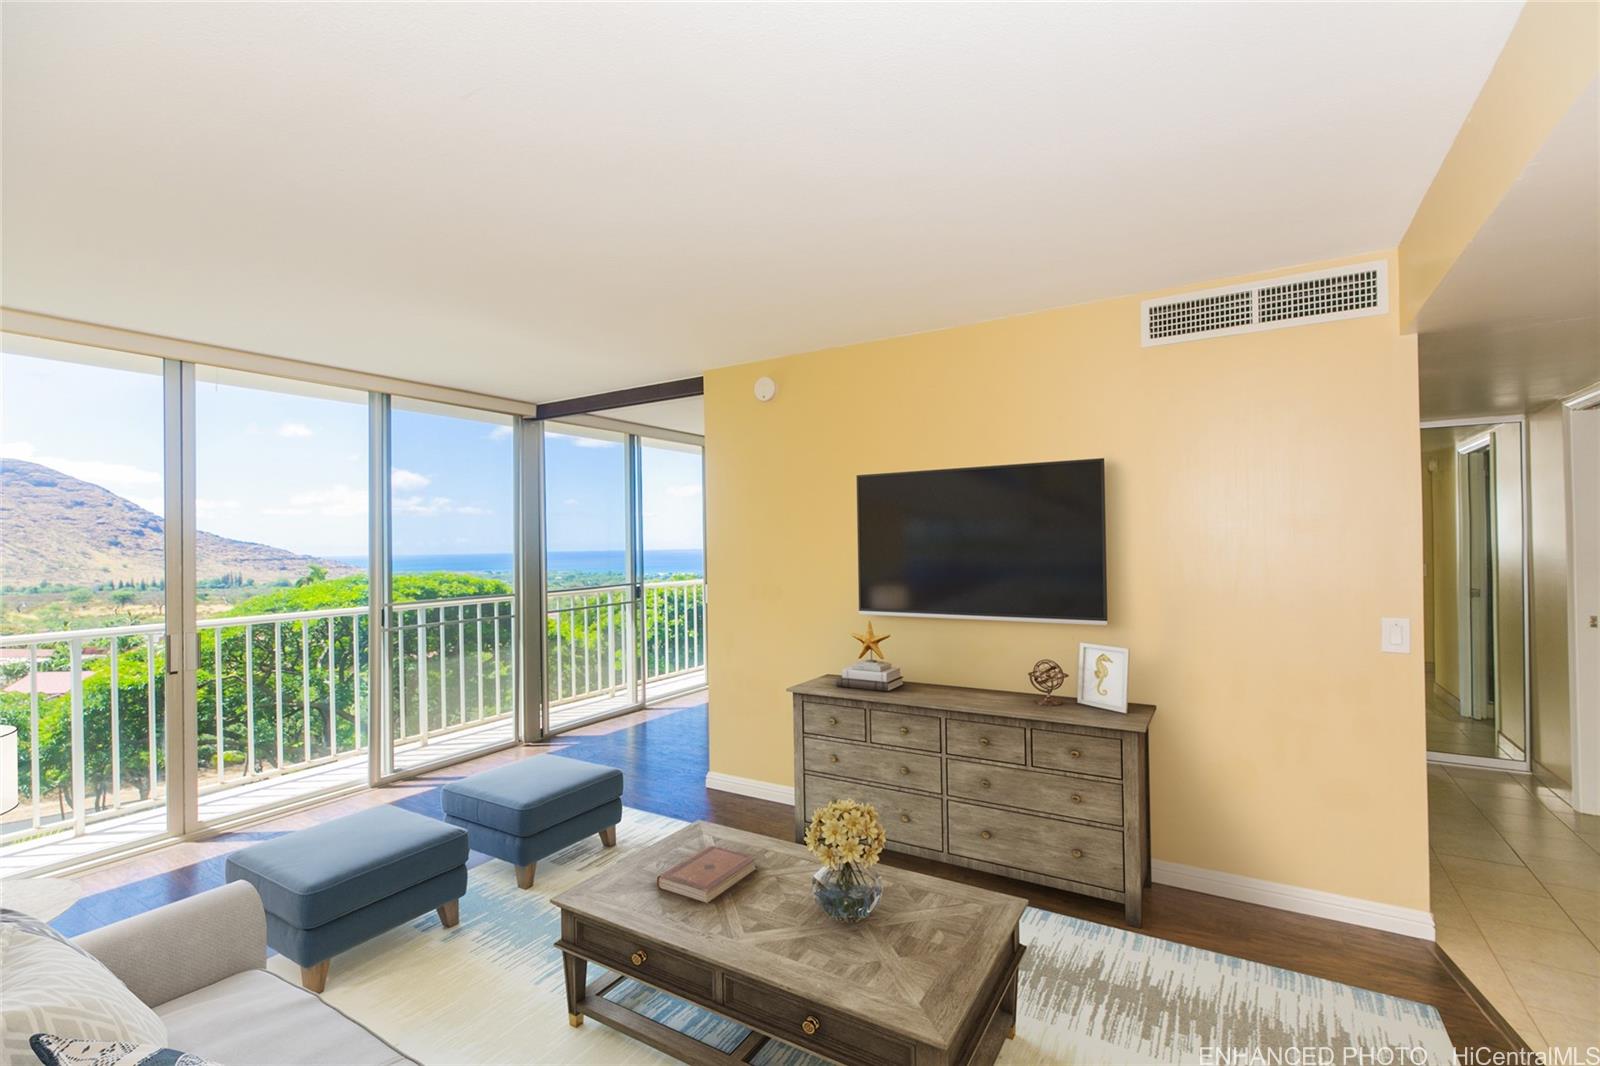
[656,846,757,903]
[839,659,903,691]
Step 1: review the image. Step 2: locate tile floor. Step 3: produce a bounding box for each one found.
[1425,688,1502,760]
[1428,762,1600,1054]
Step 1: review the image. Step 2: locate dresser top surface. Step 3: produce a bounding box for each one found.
[790,675,1154,733]
[553,821,1025,1046]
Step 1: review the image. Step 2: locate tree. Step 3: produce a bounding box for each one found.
[295,564,329,587]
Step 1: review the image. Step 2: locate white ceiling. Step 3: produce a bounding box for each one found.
[2,2,1522,404]
[1418,80,1600,419]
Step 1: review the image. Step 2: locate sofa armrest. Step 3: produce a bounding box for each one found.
[71,881,268,1007]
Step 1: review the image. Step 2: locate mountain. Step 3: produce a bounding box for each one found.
[0,459,355,588]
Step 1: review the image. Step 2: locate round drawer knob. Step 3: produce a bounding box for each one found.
[828,715,838,726]
[899,726,910,735]
[829,754,839,763]
[1069,749,1083,759]
[899,766,910,776]
[1071,794,1083,804]
[980,779,991,789]
[1071,848,1084,859]
[980,830,993,840]
[630,949,648,966]
[979,736,991,747]
[900,813,911,823]
[801,1016,821,1037]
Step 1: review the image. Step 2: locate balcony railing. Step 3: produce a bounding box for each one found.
[545,578,706,708]
[0,593,517,850]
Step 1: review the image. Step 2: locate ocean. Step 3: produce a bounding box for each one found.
[332,549,703,579]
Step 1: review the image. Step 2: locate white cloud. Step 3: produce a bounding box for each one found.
[573,437,616,449]
[454,505,492,516]
[391,468,431,491]
[277,422,314,439]
[277,484,367,518]
[197,498,241,516]
[391,494,492,518]
[3,440,164,501]
[487,425,513,441]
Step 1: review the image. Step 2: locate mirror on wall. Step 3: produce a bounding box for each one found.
[1421,422,1528,763]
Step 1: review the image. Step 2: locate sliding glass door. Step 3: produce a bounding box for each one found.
[189,368,370,825]
[1,342,174,874]
[639,435,706,704]
[384,399,518,775]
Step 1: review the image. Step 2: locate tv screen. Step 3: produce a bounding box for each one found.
[857,459,1106,623]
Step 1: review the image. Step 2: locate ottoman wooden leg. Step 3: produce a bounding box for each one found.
[301,960,330,994]
[599,826,617,848]
[437,899,460,928]
[516,862,537,889]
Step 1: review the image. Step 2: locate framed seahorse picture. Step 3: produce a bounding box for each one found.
[1077,643,1129,713]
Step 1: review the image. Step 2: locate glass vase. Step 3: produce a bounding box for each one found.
[812,862,883,923]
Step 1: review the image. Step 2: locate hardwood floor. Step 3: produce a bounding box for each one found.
[45,698,1517,1056]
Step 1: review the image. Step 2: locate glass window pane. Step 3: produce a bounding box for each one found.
[640,438,705,701]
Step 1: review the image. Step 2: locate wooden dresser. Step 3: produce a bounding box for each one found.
[790,675,1154,925]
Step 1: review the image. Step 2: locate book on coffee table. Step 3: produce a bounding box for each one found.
[656,845,757,902]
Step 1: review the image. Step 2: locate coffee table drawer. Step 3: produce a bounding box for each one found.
[947,759,1123,826]
[946,719,1025,764]
[869,708,941,752]
[803,737,942,794]
[802,701,866,741]
[1032,730,1122,779]
[804,775,944,852]
[947,800,1124,891]
[722,974,913,1066]
[569,916,714,1000]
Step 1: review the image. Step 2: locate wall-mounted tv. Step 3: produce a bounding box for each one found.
[857,459,1107,624]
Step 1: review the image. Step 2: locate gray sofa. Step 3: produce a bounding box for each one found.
[72,881,415,1066]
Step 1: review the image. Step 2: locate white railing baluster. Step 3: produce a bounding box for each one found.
[493,609,502,715]
[300,619,311,762]
[69,639,85,831]
[110,636,121,810]
[418,608,430,745]
[146,635,158,797]
[475,609,485,719]
[274,621,285,771]
[437,609,448,728]
[29,644,40,829]
[397,615,407,743]
[245,626,255,777]
[213,630,224,783]
[457,614,467,726]
[327,616,337,756]
[353,616,362,751]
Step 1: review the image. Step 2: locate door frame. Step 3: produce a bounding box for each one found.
[1422,415,1532,772]
[1564,384,1600,812]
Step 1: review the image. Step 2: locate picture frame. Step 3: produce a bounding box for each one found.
[1077,643,1130,713]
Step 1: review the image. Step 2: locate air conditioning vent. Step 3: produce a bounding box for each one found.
[1141,261,1387,347]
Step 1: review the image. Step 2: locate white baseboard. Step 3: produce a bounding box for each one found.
[704,772,796,806]
[1153,859,1435,941]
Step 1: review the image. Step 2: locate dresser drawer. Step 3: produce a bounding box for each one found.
[946,759,1123,827]
[722,974,913,1066]
[802,701,866,741]
[869,709,941,752]
[947,800,1124,891]
[1032,730,1122,779]
[804,738,942,794]
[946,719,1025,764]
[804,774,944,852]
[568,916,714,1000]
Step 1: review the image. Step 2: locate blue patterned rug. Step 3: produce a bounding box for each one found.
[266,808,1456,1064]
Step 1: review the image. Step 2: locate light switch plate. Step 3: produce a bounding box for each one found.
[1381,617,1411,654]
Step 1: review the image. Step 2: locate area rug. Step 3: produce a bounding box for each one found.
[266,808,1455,1065]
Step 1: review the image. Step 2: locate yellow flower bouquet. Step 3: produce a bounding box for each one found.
[803,799,887,922]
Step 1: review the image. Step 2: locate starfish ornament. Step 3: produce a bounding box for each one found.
[851,620,891,661]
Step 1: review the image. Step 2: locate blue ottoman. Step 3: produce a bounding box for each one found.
[442,755,622,889]
[224,804,468,992]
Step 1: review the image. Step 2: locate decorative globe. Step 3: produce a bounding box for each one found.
[1029,658,1067,704]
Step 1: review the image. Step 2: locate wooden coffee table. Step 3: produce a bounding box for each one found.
[553,821,1026,1066]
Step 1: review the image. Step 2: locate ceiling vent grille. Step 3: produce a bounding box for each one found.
[1141,260,1387,347]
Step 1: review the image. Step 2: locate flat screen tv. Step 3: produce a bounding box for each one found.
[857,459,1107,623]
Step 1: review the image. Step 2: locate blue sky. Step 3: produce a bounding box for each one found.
[2,351,703,560]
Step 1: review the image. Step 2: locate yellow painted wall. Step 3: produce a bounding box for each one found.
[704,253,1430,911]
[1529,401,1573,785]
[1422,433,1461,695]
[1398,1,1600,328]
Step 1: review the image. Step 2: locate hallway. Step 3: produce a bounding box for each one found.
[1429,762,1600,1054]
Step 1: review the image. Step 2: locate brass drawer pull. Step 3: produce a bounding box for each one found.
[898,766,910,776]
[980,830,993,840]
[900,813,911,823]
[801,1015,821,1036]
[829,754,839,763]
[630,949,648,966]
[980,778,991,789]
[827,715,838,726]
[1069,749,1083,759]
[899,725,910,735]
[1071,848,1084,859]
[1071,793,1083,804]
[979,736,991,747]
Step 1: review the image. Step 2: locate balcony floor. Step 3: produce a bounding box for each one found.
[0,717,515,879]
[548,668,706,732]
